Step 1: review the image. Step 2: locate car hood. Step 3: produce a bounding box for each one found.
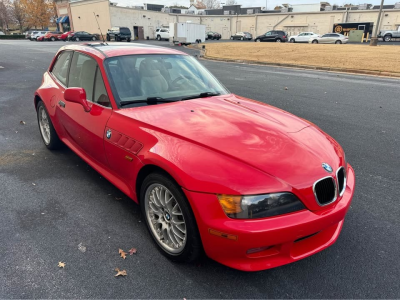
[118,94,344,192]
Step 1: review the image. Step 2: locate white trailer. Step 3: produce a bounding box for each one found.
[169,22,206,45]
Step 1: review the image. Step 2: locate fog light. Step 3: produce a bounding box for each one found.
[246,246,273,254]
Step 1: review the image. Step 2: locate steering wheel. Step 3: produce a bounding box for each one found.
[171,75,195,88]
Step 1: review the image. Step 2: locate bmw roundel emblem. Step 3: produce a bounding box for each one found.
[322,163,333,173]
[106,129,112,139]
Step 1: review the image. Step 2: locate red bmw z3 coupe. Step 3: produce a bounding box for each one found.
[34,43,355,271]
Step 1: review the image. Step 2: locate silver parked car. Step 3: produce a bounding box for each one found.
[309,33,348,44]
[289,32,319,43]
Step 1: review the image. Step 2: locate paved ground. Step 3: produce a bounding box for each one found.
[0,40,399,299]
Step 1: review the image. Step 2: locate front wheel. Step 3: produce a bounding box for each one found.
[384,35,391,42]
[255,39,261,42]
[75,37,80,41]
[275,38,282,43]
[140,172,202,263]
[127,38,131,42]
[157,35,161,41]
[37,101,62,150]
[241,37,244,41]
[51,37,55,41]
[335,40,342,44]
[106,35,110,41]
[290,38,295,43]
[312,39,318,44]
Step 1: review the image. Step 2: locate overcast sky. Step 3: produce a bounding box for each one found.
[116,0,394,10]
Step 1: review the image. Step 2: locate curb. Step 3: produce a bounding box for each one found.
[203,55,400,79]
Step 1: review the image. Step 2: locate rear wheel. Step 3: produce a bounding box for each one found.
[230,36,233,40]
[255,39,261,42]
[276,38,282,43]
[51,37,55,41]
[92,36,96,41]
[140,172,202,263]
[312,39,318,44]
[37,101,62,150]
[335,40,342,44]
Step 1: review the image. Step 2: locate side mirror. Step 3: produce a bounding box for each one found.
[64,87,91,112]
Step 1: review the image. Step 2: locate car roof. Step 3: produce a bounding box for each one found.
[59,43,188,59]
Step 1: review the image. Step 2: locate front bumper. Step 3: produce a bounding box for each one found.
[184,165,355,271]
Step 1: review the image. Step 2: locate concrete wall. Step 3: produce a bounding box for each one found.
[70,0,112,37]
[70,0,400,40]
[291,3,321,12]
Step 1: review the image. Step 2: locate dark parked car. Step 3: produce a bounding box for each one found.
[255,31,288,43]
[68,31,99,41]
[206,31,221,40]
[106,26,132,42]
[231,32,253,40]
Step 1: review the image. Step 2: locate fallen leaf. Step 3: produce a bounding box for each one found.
[119,248,127,259]
[284,87,288,90]
[32,183,36,186]
[58,262,66,268]
[114,267,127,277]
[20,121,26,125]
[78,243,87,253]
[128,248,137,255]
[115,197,122,201]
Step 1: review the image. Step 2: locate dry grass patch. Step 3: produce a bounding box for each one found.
[203,43,400,74]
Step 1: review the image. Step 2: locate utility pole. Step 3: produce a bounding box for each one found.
[370,0,384,46]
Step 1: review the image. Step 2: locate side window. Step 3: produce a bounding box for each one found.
[94,68,110,107]
[52,51,72,86]
[68,52,97,101]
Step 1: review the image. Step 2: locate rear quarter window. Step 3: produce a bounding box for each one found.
[51,51,72,86]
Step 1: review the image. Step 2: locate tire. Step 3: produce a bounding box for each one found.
[255,39,261,42]
[312,39,318,44]
[157,35,161,41]
[140,172,202,263]
[51,37,55,41]
[106,35,110,41]
[290,38,295,43]
[335,40,342,44]
[275,38,282,43]
[127,38,131,42]
[384,35,391,42]
[230,36,233,40]
[75,37,79,41]
[92,36,96,41]
[241,36,244,41]
[37,101,63,150]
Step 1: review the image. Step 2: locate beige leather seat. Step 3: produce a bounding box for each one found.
[139,58,168,96]
[80,59,97,101]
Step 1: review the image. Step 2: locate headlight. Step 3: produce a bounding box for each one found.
[218,192,306,219]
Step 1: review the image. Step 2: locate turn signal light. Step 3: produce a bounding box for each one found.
[217,194,242,214]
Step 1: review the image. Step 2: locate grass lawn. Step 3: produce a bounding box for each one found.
[202,43,400,74]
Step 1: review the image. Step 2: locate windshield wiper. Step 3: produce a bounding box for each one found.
[120,97,179,107]
[180,92,220,101]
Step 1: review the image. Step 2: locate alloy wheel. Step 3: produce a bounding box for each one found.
[38,106,50,145]
[145,183,187,254]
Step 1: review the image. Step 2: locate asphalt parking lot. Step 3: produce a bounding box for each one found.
[0,40,399,298]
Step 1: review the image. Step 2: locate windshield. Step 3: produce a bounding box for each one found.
[104,54,229,106]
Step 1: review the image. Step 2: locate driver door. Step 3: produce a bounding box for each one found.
[263,31,272,42]
[55,51,112,166]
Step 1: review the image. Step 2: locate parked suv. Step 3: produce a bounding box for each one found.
[155,28,169,41]
[44,31,63,41]
[106,26,132,42]
[378,28,400,42]
[254,30,288,43]
[206,31,221,40]
[30,31,48,41]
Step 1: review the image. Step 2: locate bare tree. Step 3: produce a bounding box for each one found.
[11,0,26,32]
[225,0,237,5]
[0,0,11,32]
[202,0,220,9]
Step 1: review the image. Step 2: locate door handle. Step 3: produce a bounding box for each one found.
[58,100,65,108]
